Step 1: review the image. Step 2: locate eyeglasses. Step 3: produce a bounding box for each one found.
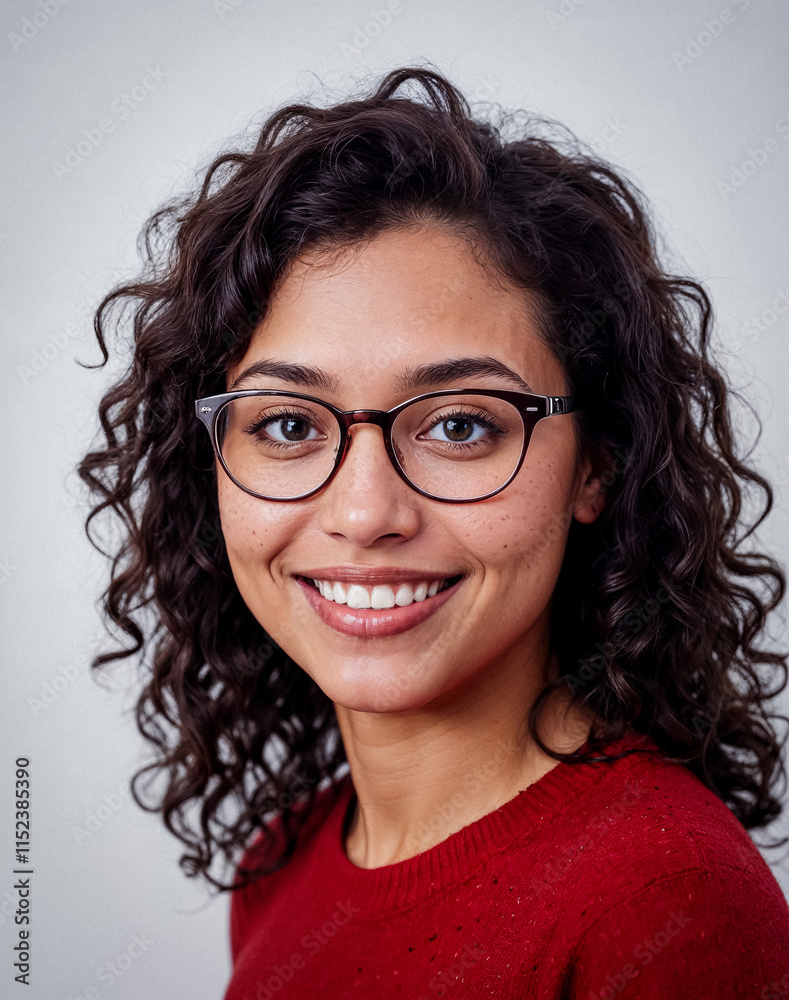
[194,388,579,503]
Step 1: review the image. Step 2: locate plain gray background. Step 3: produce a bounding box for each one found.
[2,1,788,997]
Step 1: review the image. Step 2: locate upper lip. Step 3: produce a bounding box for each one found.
[297,566,461,584]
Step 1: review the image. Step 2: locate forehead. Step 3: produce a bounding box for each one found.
[227,226,563,399]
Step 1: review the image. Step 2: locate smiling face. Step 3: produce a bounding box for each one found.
[218,225,603,716]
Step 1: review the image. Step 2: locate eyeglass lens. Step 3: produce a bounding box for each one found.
[216,393,527,500]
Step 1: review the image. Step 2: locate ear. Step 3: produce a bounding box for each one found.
[571,448,612,524]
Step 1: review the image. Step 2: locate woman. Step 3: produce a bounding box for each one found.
[79,68,789,997]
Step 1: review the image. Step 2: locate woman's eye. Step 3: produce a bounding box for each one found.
[264,416,318,442]
[244,411,322,443]
[423,415,490,444]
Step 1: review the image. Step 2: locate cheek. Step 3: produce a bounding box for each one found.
[455,455,576,578]
[217,479,287,580]
[216,487,325,665]
[450,466,576,647]
[217,487,313,650]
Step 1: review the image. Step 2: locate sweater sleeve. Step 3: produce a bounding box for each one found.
[566,865,789,998]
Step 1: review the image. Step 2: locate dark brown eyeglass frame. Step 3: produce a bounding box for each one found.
[194,388,579,504]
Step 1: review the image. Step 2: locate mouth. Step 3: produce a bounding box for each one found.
[298,575,463,609]
[293,574,465,638]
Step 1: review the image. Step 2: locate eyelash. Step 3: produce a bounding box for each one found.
[423,408,506,443]
[238,404,508,452]
[243,408,321,439]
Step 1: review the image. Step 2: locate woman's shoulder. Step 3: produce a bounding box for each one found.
[565,729,777,880]
[510,730,789,989]
[528,728,780,893]
[537,731,789,958]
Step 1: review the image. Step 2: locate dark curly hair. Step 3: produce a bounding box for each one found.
[77,66,789,890]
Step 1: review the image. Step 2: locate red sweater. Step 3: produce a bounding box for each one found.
[224,730,789,999]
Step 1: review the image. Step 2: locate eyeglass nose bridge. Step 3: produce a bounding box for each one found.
[338,408,390,427]
[332,407,404,480]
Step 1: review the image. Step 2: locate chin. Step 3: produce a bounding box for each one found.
[313,660,448,715]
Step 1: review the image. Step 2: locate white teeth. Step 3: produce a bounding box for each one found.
[370,585,396,609]
[312,577,452,608]
[346,584,371,609]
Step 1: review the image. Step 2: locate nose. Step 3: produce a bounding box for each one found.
[317,423,421,548]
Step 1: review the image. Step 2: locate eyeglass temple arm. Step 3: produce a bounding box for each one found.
[545,395,578,416]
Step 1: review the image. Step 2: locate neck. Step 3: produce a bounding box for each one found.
[335,643,594,869]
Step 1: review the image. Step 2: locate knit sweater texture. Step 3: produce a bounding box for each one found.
[224,730,789,999]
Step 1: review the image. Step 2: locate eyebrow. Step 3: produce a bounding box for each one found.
[394,357,534,394]
[229,359,339,393]
[229,355,533,394]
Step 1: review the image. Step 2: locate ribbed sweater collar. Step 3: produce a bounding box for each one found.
[320,729,660,917]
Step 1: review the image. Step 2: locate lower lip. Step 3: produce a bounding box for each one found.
[294,577,463,638]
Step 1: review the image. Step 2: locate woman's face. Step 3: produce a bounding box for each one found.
[220,226,602,714]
